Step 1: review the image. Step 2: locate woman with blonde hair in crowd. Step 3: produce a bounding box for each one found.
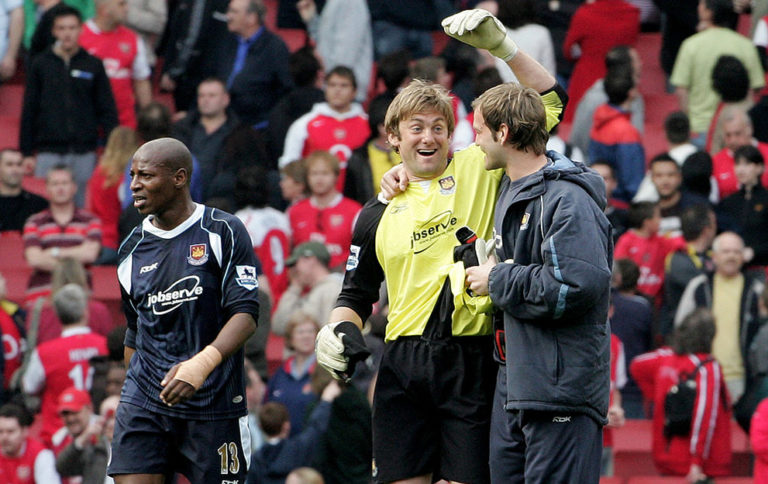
[265,311,320,437]
[86,127,139,265]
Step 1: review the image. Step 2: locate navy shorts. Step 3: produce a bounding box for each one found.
[489,367,603,484]
[372,336,495,483]
[108,401,251,483]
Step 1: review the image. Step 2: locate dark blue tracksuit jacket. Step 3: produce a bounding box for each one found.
[488,151,613,425]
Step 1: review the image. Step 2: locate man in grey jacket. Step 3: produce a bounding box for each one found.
[466,81,613,483]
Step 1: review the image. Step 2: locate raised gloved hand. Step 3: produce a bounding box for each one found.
[441,9,519,61]
[315,321,371,382]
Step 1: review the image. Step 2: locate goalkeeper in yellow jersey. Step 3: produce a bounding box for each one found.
[315,9,567,484]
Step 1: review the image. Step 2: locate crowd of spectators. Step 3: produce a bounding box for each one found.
[2,0,768,482]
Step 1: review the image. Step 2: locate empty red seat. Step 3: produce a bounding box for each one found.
[0,232,28,270]
[21,176,48,199]
[626,477,686,484]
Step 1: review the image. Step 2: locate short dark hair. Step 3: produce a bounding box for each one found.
[52,4,82,24]
[137,102,171,141]
[705,0,738,28]
[712,55,749,102]
[664,111,690,145]
[681,152,712,198]
[326,65,356,90]
[590,159,615,178]
[234,165,269,209]
[649,153,679,171]
[605,45,633,71]
[604,67,634,105]
[259,402,290,437]
[627,201,657,229]
[198,77,227,92]
[497,0,538,29]
[290,46,320,87]
[0,403,34,427]
[613,258,639,291]
[672,308,716,355]
[680,204,713,241]
[377,50,411,93]
[367,96,390,135]
[734,144,764,166]
[473,66,504,98]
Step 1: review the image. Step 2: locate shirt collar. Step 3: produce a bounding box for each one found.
[239,27,263,46]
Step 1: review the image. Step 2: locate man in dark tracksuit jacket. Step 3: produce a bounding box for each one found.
[19,6,118,208]
[468,84,613,483]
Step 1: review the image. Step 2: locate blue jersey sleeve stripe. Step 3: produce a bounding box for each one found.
[549,236,568,319]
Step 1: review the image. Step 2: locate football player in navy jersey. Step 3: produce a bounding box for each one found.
[108,138,260,483]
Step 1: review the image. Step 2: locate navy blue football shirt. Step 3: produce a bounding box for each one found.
[117,204,260,419]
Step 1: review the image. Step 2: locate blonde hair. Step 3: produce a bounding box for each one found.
[284,311,320,351]
[99,127,139,187]
[385,79,455,139]
[305,150,340,177]
[51,258,89,295]
[472,83,549,156]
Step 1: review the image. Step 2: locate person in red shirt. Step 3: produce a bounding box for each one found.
[614,201,685,307]
[21,284,107,447]
[22,166,102,302]
[49,387,95,484]
[279,66,370,191]
[31,258,115,345]
[630,308,732,481]
[0,403,61,483]
[86,127,139,265]
[0,272,24,398]
[79,0,152,128]
[752,397,768,484]
[711,107,768,199]
[562,0,640,123]
[234,166,292,308]
[287,151,361,271]
[602,331,626,477]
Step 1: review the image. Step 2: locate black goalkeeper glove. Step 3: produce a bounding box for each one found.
[315,321,371,382]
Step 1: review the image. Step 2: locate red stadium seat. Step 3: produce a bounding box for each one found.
[21,176,48,199]
[266,333,285,376]
[599,477,624,484]
[0,84,23,117]
[0,231,28,270]
[626,478,686,484]
[2,267,31,305]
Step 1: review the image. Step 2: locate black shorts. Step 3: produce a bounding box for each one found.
[372,335,495,483]
[108,401,251,482]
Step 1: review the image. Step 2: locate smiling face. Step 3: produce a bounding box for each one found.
[60,406,91,437]
[389,111,450,179]
[473,109,506,171]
